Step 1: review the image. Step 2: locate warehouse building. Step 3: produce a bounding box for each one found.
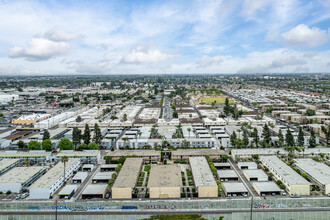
[294,159,330,194]
[0,159,22,176]
[93,172,114,183]
[231,149,288,161]
[112,158,143,199]
[30,158,80,199]
[222,182,248,197]
[148,165,182,198]
[260,156,310,195]
[108,150,161,163]
[243,170,268,182]
[217,170,239,182]
[0,151,51,162]
[237,162,258,170]
[56,150,100,164]
[0,166,46,193]
[82,184,107,199]
[71,172,88,184]
[253,182,281,196]
[189,157,218,198]
[172,149,225,162]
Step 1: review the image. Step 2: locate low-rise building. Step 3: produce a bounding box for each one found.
[29,158,80,199]
[189,157,218,198]
[0,159,22,176]
[148,165,182,198]
[243,170,268,182]
[112,158,143,199]
[253,182,281,196]
[260,156,310,195]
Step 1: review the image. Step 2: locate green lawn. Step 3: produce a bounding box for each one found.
[201,97,235,105]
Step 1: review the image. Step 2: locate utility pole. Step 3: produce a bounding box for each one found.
[250,196,253,220]
[55,199,58,220]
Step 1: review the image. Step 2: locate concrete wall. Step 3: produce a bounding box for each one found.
[0,183,21,193]
[326,184,330,195]
[149,187,181,199]
[111,187,132,199]
[29,188,50,199]
[198,186,218,198]
[289,184,310,196]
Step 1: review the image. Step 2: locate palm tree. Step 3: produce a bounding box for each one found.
[24,159,30,167]
[61,156,69,186]
[122,137,129,148]
[187,128,191,138]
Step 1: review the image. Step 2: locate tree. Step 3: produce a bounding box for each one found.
[285,128,295,147]
[321,125,330,146]
[309,129,317,148]
[223,97,230,116]
[83,124,91,145]
[104,156,112,164]
[61,156,69,186]
[172,111,178,118]
[252,128,259,147]
[297,127,304,146]
[306,109,316,116]
[243,130,249,147]
[93,123,102,145]
[262,124,271,145]
[76,116,82,122]
[72,127,81,149]
[88,142,99,150]
[28,140,41,150]
[187,128,191,138]
[122,113,127,121]
[24,158,30,167]
[278,129,284,147]
[77,144,88,151]
[17,140,26,149]
[42,130,50,141]
[230,131,237,148]
[58,138,73,150]
[42,139,52,151]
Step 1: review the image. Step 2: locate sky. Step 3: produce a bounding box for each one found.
[0,0,330,75]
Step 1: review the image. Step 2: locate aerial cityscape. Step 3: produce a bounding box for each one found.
[0,1,330,220]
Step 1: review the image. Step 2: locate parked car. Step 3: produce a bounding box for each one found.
[290,194,300,198]
[15,195,21,200]
[104,193,110,199]
[281,190,286,196]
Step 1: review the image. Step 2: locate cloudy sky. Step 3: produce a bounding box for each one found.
[1,0,330,75]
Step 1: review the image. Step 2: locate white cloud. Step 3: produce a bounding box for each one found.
[44,29,81,42]
[195,55,224,68]
[241,0,271,17]
[270,56,306,68]
[8,38,70,61]
[282,24,329,48]
[121,46,173,64]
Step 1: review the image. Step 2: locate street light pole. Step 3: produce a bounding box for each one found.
[250,196,253,220]
[55,199,58,220]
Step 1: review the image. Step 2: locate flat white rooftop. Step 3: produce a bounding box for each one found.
[217,170,238,179]
[112,158,143,188]
[30,158,80,189]
[189,157,217,187]
[222,182,248,193]
[244,169,268,179]
[0,166,45,183]
[148,165,182,188]
[0,159,20,172]
[58,185,77,195]
[294,159,330,186]
[232,148,288,155]
[253,182,281,192]
[82,184,107,195]
[260,156,310,185]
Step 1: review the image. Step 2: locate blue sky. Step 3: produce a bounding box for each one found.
[0,0,330,74]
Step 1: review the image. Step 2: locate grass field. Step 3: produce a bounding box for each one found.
[201,97,235,105]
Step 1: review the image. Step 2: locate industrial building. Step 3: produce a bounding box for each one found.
[253,182,281,196]
[0,166,46,193]
[217,170,239,181]
[260,156,310,195]
[0,159,22,176]
[222,182,248,197]
[82,184,107,199]
[294,159,330,194]
[189,157,218,198]
[237,162,258,170]
[231,148,288,161]
[148,165,182,198]
[112,158,143,199]
[56,150,100,164]
[243,170,268,182]
[30,158,80,199]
